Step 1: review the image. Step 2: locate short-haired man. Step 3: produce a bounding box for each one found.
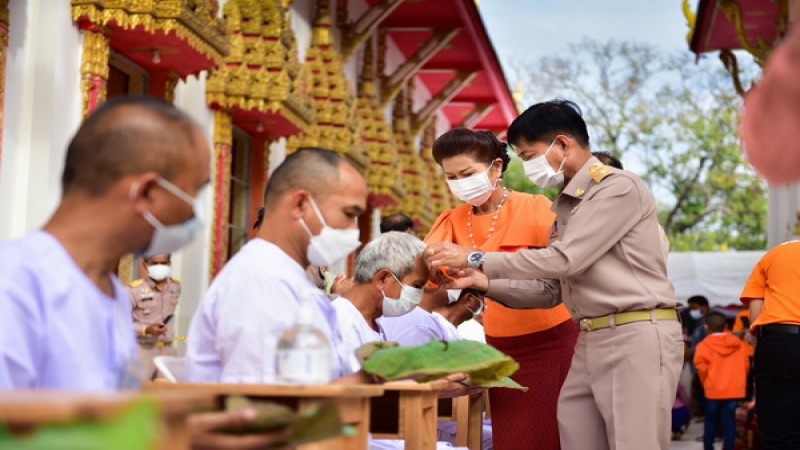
[332,231,427,373]
[187,148,368,384]
[379,213,415,235]
[0,97,282,447]
[0,96,208,391]
[426,99,683,449]
[129,253,181,380]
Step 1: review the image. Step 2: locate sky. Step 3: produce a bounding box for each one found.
[478,0,695,71]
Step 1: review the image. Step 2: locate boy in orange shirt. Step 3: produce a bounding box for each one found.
[694,312,750,450]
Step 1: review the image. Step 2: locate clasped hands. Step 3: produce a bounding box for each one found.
[423,242,489,293]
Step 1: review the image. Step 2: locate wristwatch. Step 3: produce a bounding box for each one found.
[467,251,485,270]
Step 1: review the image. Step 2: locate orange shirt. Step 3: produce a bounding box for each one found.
[425,190,572,337]
[694,332,750,400]
[740,240,800,330]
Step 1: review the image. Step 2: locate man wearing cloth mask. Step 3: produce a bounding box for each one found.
[187,148,368,384]
[426,99,683,450]
[129,253,181,380]
[331,231,427,373]
[0,96,288,448]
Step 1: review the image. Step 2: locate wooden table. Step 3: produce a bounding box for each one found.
[368,380,450,450]
[146,382,384,450]
[0,390,214,450]
[437,392,486,450]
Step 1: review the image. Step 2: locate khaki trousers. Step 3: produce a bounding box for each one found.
[136,342,177,381]
[558,320,683,450]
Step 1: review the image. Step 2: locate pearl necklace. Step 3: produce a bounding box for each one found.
[467,188,509,250]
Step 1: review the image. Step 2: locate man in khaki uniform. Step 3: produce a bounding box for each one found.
[426,99,683,450]
[128,253,180,380]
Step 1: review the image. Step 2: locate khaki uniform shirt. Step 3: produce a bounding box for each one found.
[128,277,180,344]
[484,156,677,320]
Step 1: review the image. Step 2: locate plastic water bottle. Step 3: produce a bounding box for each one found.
[275,291,333,384]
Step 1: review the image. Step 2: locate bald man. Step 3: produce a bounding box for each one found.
[0,96,292,449]
[187,148,370,384]
[0,96,209,390]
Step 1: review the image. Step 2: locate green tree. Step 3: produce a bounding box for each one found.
[509,39,766,250]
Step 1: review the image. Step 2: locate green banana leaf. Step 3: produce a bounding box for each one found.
[360,339,527,390]
[0,400,159,450]
[223,396,354,446]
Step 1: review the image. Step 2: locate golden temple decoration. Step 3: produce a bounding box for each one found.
[383,87,424,220]
[286,0,367,169]
[79,27,110,116]
[683,0,696,45]
[357,37,399,207]
[206,0,313,135]
[718,0,776,64]
[417,121,441,233]
[70,0,228,68]
[210,111,233,277]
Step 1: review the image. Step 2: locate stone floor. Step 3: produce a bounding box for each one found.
[670,418,722,450]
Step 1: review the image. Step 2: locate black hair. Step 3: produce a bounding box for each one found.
[593,151,623,169]
[380,213,414,234]
[62,96,199,196]
[263,148,355,208]
[705,312,728,332]
[432,128,510,173]
[253,207,265,230]
[687,295,710,308]
[507,99,590,148]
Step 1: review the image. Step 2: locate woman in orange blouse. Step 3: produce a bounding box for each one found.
[426,128,578,450]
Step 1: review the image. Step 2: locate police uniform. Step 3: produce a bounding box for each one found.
[128,276,180,380]
[482,156,683,450]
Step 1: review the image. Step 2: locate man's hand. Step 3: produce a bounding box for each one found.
[188,409,290,450]
[437,372,484,399]
[744,330,757,347]
[145,324,167,336]
[330,275,354,296]
[424,243,473,271]
[431,268,489,292]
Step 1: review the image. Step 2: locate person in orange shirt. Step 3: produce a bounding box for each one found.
[740,240,800,449]
[425,128,578,450]
[694,312,749,450]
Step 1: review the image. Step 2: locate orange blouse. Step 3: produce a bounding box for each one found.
[425,190,572,337]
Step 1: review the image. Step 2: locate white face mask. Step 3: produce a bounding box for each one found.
[446,289,462,304]
[299,196,361,267]
[139,178,205,258]
[523,140,566,189]
[464,295,485,319]
[147,264,171,282]
[689,309,704,320]
[382,272,424,317]
[446,162,498,206]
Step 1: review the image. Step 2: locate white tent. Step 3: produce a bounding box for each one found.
[666,251,766,307]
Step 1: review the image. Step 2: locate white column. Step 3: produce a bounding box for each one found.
[767,183,800,248]
[171,72,216,352]
[0,0,82,240]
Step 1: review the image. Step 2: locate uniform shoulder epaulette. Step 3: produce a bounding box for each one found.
[171,277,181,284]
[589,163,614,183]
[129,279,144,288]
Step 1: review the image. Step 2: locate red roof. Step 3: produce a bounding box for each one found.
[372,0,516,134]
[690,0,781,55]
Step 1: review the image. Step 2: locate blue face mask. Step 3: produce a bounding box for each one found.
[689,309,704,320]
